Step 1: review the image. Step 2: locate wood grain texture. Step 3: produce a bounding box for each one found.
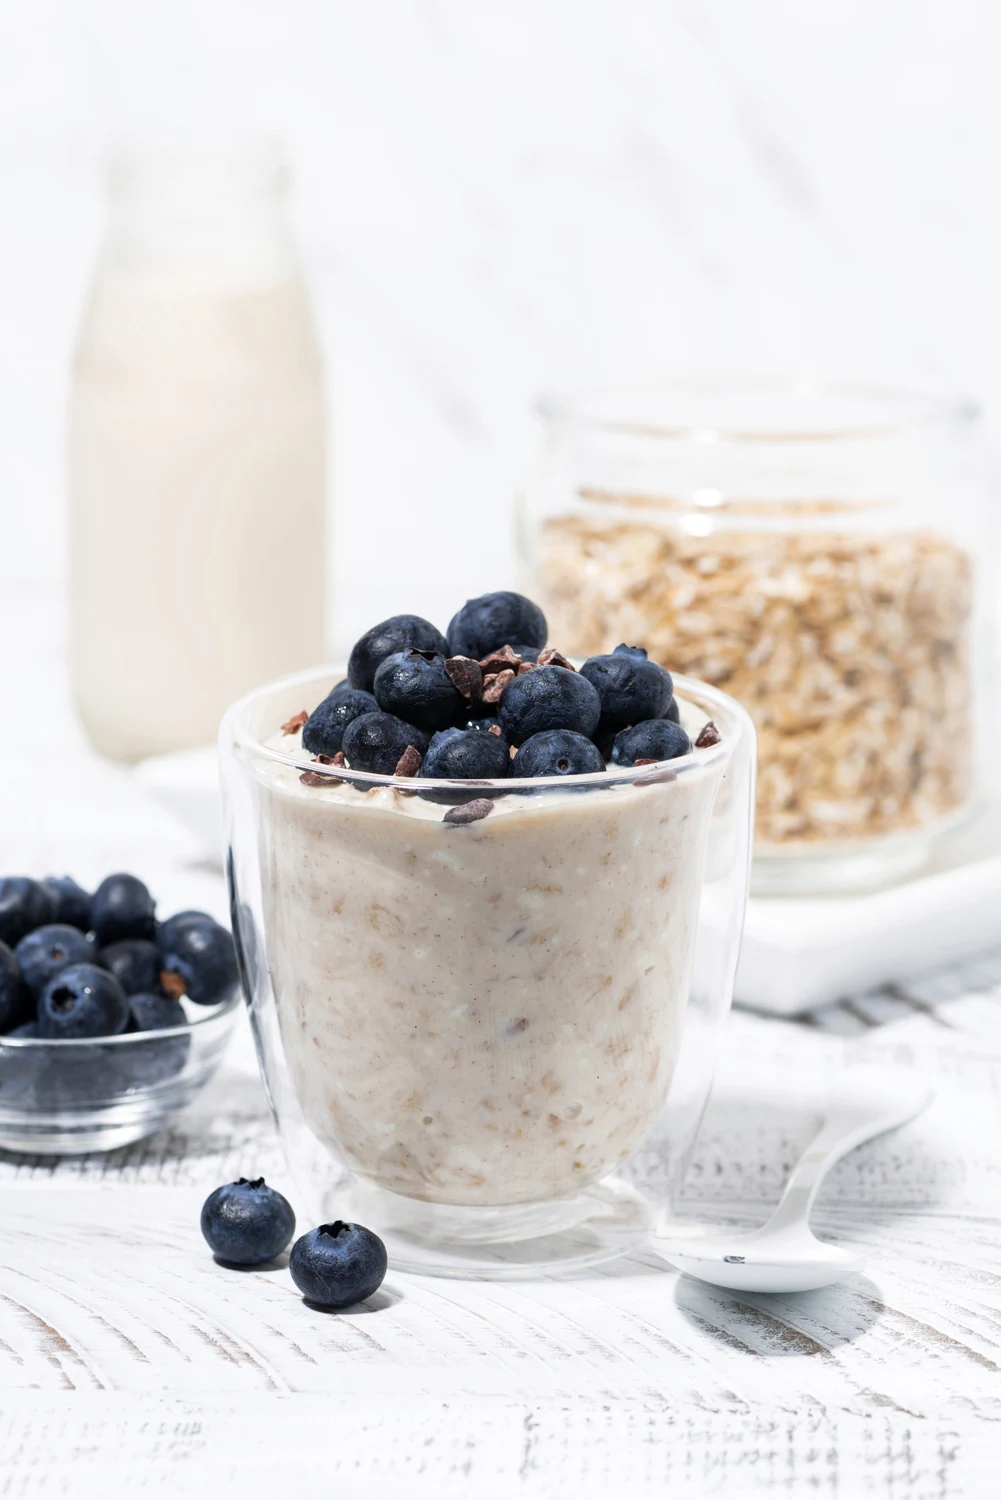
[0,1394,995,1499]
[1,959,999,1496]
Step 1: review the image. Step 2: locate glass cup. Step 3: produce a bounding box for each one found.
[221,665,754,1278]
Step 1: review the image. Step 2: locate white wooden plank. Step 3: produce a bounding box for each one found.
[0,1393,995,1499]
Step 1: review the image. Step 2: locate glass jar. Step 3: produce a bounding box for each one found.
[221,663,755,1278]
[521,381,996,894]
[69,141,326,762]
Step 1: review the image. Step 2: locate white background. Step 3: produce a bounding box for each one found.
[1,0,999,649]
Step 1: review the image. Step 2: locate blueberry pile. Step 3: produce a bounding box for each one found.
[286,591,720,815]
[0,873,238,1102]
[201,1176,387,1309]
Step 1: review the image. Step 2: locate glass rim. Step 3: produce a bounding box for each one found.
[536,378,979,445]
[0,989,241,1049]
[223,664,753,792]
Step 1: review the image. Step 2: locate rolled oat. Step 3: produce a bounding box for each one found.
[536,513,974,846]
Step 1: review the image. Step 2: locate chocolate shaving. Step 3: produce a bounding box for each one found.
[517,660,535,675]
[509,743,518,759]
[633,767,678,787]
[695,721,721,748]
[481,669,515,703]
[536,648,575,671]
[634,758,658,766]
[160,970,187,999]
[300,770,335,787]
[488,724,503,736]
[394,745,423,777]
[281,710,308,735]
[445,656,483,700]
[443,797,493,825]
[478,644,522,673]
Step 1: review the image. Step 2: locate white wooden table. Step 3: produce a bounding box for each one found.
[2,589,1000,1498]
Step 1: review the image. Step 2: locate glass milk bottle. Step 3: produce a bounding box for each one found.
[69,142,326,761]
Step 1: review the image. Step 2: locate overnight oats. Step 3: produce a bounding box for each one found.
[221,591,755,1275]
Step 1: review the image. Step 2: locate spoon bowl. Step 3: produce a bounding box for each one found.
[665,1230,865,1294]
[659,1064,931,1294]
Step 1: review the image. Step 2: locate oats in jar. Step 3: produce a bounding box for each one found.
[537,514,974,845]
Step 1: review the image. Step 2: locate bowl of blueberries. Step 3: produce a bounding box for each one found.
[0,872,240,1154]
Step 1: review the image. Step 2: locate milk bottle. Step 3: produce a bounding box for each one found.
[69,142,326,760]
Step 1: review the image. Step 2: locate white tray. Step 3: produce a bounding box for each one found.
[136,749,1001,1020]
[737,804,1001,1015]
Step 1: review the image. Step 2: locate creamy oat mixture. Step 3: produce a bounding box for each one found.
[255,722,720,1207]
[536,515,974,846]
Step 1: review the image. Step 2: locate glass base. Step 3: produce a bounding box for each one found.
[751,802,978,897]
[0,1112,165,1155]
[327,1174,654,1279]
[752,838,930,896]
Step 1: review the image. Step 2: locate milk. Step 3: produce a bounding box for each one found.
[68,145,326,761]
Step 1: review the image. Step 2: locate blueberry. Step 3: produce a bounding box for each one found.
[341,712,429,776]
[610,719,692,767]
[0,1023,43,1102]
[15,925,96,998]
[373,651,465,733]
[37,963,130,1039]
[347,615,448,693]
[580,652,673,730]
[99,939,162,996]
[0,942,31,1033]
[159,919,238,1006]
[512,729,605,778]
[201,1178,296,1266]
[129,991,187,1031]
[289,1221,388,1308]
[497,665,601,745]
[302,684,379,758]
[0,877,56,947]
[613,643,648,660]
[157,909,214,948]
[30,1047,124,1110]
[91,874,156,946]
[124,993,191,1085]
[421,726,511,781]
[593,723,619,762]
[446,592,547,659]
[42,876,92,932]
[663,697,681,724]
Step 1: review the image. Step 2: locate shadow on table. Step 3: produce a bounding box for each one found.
[213,1250,291,1274]
[301,1284,403,1316]
[671,1271,886,1355]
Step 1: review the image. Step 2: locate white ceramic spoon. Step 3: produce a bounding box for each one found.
[658,1064,932,1294]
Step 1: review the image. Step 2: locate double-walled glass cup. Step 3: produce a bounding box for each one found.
[221,666,754,1278]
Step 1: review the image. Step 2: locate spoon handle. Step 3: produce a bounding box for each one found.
[762,1065,932,1235]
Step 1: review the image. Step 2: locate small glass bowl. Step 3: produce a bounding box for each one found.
[0,992,241,1155]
